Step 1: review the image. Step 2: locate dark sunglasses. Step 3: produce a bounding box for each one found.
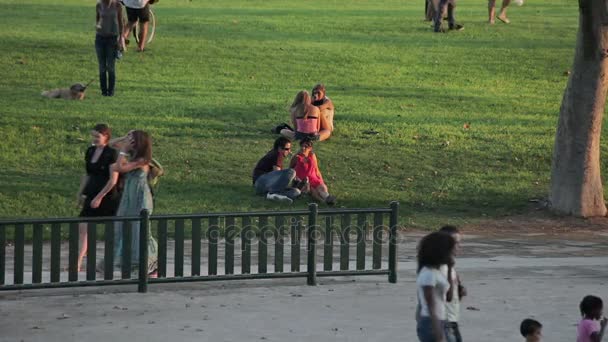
[281,146,291,151]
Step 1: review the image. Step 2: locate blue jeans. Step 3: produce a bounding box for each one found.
[417,317,448,342]
[445,322,462,342]
[95,34,117,95]
[254,169,300,200]
[434,0,456,31]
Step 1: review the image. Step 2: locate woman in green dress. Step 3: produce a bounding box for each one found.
[92,130,157,274]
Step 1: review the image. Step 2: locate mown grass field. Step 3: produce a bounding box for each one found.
[0,0,600,227]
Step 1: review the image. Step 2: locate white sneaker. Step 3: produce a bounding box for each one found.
[266,193,293,204]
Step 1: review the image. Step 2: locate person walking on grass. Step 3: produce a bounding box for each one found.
[122,0,151,52]
[432,0,464,32]
[577,295,608,342]
[488,0,511,24]
[416,232,456,342]
[252,137,302,204]
[520,319,542,342]
[439,225,466,342]
[95,0,123,96]
[76,124,121,272]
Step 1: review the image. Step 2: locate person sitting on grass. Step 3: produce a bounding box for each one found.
[577,295,608,342]
[289,137,336,206]
[311,83,335,141]
[520,318,542,342]
[277,90,321,142]
[252,137,302,204]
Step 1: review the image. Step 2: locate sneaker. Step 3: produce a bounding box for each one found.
[266,193,293,204]
[325,195,337,206]
[449,24,464,31]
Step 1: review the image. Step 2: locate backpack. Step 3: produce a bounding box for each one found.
[148,158,164,196]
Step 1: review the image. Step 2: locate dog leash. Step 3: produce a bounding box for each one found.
[83,78,96,90]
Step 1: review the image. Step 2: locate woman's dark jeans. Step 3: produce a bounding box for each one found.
[95,34,117,96]
[417,317,448,342]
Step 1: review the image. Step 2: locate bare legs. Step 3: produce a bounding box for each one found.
[77,223,88,272]
[123,21,149,52]
[137,22,149,51]
[489,0,511,24]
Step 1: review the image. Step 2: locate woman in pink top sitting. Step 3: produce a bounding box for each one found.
[280,90,321,141]
[289,137,336,205]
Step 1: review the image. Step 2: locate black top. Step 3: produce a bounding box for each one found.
[252,150,283,184]
[83,145,118,197]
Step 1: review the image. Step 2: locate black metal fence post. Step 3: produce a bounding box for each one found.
[388,201,399,283]
[138,209,150,293]
[307,203,318,286]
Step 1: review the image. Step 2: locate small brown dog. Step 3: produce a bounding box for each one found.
[41,83,87,100]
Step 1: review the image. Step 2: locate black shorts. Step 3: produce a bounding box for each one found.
[125,4,150,23]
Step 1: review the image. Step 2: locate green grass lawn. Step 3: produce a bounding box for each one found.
[0,0,600,227]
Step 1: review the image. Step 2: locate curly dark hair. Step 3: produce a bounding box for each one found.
[417,232,455,272]
[580,295,603,318]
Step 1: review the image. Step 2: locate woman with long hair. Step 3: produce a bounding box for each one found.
[76,123,121,271]
[416,232,456,342]
[279,90,321,141]
[92,130,157,274]
[289,137,336,205]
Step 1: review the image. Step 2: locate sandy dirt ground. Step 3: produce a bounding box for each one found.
[1,213,608,342]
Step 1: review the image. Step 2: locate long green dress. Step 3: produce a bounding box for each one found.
[113,168,158,272]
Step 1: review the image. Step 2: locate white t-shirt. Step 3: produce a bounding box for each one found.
[122,0,148,9]
[417,266,449,320]
[440,265,460,322]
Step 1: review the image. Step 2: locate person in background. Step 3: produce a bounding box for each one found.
[488,0,511,24]
[433,0,464,32]
[520,319,542,342]
[312,84,335,141]
[95,0,124,96]
[122,0,150,52]
[279,91,321,141]
[76,123,121,272]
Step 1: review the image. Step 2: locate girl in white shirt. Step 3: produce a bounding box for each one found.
[416,232,456,342]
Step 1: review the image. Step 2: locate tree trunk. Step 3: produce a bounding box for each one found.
[549,0,608,217]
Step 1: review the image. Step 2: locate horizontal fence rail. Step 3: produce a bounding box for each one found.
[0,202,399,292]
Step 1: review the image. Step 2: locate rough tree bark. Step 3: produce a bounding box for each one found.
[549,0,608,217]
